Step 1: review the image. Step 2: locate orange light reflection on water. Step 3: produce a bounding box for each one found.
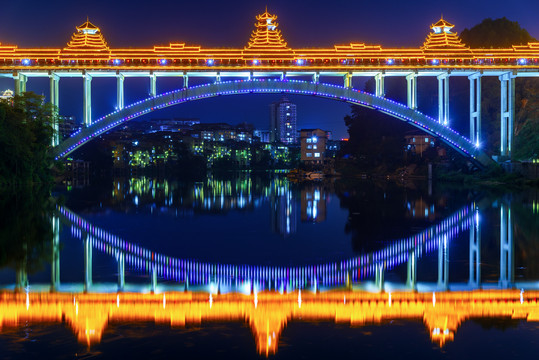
[1,290,539,356]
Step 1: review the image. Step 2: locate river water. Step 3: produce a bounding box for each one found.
[0,173,538,358]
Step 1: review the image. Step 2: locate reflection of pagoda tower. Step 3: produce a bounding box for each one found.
[422,18,468,50]
[63,19,110,57]
[270,179,297,237]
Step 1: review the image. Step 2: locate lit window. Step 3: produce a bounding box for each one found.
[306,153,312,157]
[307,145,312,149]
[313,145,317,150]
[412,137,416,143]
[314,153,320,158]
[307,138,312,143]
[312,137,318,143]
[425,137,429,143]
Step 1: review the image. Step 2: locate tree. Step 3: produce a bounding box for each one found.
[0,92,57,185]
[461,18,539,160]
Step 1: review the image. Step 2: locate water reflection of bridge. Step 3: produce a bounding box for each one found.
[2,290,539,355]
[2,200,535,356]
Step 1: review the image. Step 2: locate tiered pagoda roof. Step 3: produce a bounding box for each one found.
[63,19,110,56]
[245,9,290,52]
[422,17,468,50]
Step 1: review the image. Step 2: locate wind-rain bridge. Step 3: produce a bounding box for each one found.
[1,10,538,166]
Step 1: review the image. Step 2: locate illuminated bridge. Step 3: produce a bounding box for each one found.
[2,10,539,162]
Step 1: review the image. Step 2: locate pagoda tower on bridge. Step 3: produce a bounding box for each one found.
[63,19,110,56]
[422,17,468,50]
[245,8,292,54]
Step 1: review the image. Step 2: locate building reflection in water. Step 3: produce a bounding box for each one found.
[301,184,326,222]
[270,177,297,236]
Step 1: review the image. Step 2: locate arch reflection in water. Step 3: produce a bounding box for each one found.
[55,203,474,293]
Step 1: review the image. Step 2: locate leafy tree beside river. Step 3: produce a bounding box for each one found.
[0,92,57,185]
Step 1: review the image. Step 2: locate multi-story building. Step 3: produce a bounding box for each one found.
[0,89,14,101]
[300,128,328,165]
[270,97,297,144]
[254,129,271,143]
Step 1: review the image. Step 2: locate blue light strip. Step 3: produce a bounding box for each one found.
[58,204,472,291]
[54,79,484,164]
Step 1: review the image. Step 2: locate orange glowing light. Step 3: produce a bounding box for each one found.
[1,290,539,355]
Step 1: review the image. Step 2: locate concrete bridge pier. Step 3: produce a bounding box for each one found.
[150,72,157,97]
[437,236,449,290]
[499,203,514,288]
[49,72,60,146]
[469,209,481,287]
[51,216,60,291]
[406,250,417,290]
[469,73,481,146]
[375,263,385,292]
[151,264,157,293]
[344,72,352,88]
[406,73,417,109]
[375,72,385,97]
[83,72,92,126]
[438,72,450,125]
[312,72,320,84]
[84,235,92,291]
[14,73,27,95]
[117,72,124,109]
[183,72,188,89]
[499,73,515,157]
[117,252,125,291]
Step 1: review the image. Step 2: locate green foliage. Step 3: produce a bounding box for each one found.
[343,104,409,171]
[461,17,537,48]
[0,186,53,274]
[0,92,57,185]
[461,18,539,160]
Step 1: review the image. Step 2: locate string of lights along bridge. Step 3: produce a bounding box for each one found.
[2,10,539,162]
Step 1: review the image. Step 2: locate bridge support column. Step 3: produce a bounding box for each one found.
[438,73,450,125]
[280,72,286,81]
[14,73,27,95]
[375,263,384,292]
[183,73,189,89]
[375,72,385,97]
[84,235,92,291]
[499,73,515,157]
[406,250,417,290]
[118,252,125,291]
[344,73,352,88]
[406,73,417,109]
[15,267,28,290]
[151,264,157,293]
[51,216,60,291]
[117,73,124,109]
[437,236,449,290]
[499,203,514,288]
[312,72,319,84]
[49,72,60,146]
[83,72,92,127]
[469,208,481,288]
[149,73,157,97]
[216,72,221,83]
[469,73,481,146]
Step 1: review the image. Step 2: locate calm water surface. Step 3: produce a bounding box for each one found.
[1,173,538,358]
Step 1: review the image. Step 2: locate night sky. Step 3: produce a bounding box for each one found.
[1,0,538,138]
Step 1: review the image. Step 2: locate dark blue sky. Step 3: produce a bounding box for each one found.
[1,0,538,138]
